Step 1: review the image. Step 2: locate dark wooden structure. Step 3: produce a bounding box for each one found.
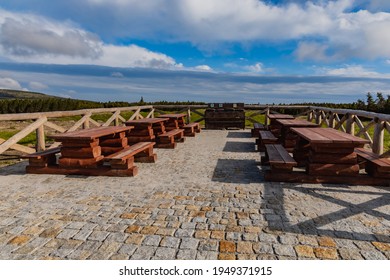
[204,103,245,129]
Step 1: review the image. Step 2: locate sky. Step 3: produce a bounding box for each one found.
[1,0,390,104]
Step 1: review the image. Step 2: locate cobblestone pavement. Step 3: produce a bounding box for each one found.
[0,130,389,260]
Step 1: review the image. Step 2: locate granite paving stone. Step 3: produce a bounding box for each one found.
[0,129,389,260]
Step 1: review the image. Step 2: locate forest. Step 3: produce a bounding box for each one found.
[0,90,389,114]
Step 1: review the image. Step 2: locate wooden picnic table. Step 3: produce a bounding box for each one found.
[125,118,169,144]
[157,113,186,131]
[24,125,160,176]
[275,119,320,152]
[50,126,134,168]
[291,127,370,176]
[267,114,295,137]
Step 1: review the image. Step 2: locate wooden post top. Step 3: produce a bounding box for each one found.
[49,126,133,141]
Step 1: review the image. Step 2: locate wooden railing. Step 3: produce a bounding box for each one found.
[0,104,388,156]
[0,105,154,155]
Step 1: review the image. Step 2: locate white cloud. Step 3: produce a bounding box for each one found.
[0,77,24,90]
[28,81,48,90]
[194,65,212,71]
[320,65,390,78]
[245,62,264,73]
[0,8,181,69]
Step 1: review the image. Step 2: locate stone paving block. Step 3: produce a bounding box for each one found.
[156,228,176,236]
[372,242,390,252]
[196,251,218,260]
[110,254,130,260]
[142,235,162,246]
[59,239,83,250]
[210,231,225,240]
[253,243,274,254]
[125,234,145,245]
[218,253,235,260]
[219,240,235,253]
[237,241,253,254]
[317,236,337,247]
[294,245,315,258]
[198,239,218,251]
[67,249,92,260]
[194,230,210,239]
[174,229,194,238]
[39,228,62,239]
[360,250,387,260]
[338,248,363,260]
[87,230,109,242]
[237,254,257,260]
[66,222,86,230]
[273,244,296,257]
[314,247,339,259]
[56,229,79,239]
[22,226,44,236]
[180,238,199,250]
[77,240,102,251]
[118,244,137,256]
[130,246,157,260]
[177,249,196,260]
[8,235,31,246]
[153,247,177,260]
[226,232,242,241]
[160,236,181,248]
[106,232,128,243]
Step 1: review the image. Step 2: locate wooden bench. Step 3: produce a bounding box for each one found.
[257,130,278,151]
[355,148,390,178]
[22,147,61,168]
[104,142,156,175]
[263,144,297,173]
[156,128,185,148]
[182,122,201,137]
[251,123,265,137]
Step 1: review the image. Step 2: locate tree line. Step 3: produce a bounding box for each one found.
[0,93,389,114]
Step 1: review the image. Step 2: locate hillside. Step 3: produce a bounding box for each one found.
[0,89,58,99]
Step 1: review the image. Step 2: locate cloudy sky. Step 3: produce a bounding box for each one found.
[1,0,390,103]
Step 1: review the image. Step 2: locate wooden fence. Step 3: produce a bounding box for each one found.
[0,104,389,156]
[0,105,154,155]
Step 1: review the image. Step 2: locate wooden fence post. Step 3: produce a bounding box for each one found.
[187,108,191,124]
[329,112,335,128]
[36,125,46,152]
[315,109,322,125]
[372,119,384,155]
[265,108,270,127]
[346,113,355,135]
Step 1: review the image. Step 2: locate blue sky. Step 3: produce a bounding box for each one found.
[1,0,390,104]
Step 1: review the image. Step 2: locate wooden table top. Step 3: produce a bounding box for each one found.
[158,114,186,119]
[50,126,133,141]
[267,114,295,119]
[291,127,370,145]
[276,119,319,127]
[125,118,169,125]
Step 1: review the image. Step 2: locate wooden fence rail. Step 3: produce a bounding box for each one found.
[0,104,388,157]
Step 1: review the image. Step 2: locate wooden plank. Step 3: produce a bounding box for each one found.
[44,121,66,133]
[105,142,155,161]
[291,127,332,143]
[26,165,139,177]
[60,146,101,158]
[274,144,297,165]
[100,137,128,147]
[265,144,284,164]
[309,152,357,164]
[50,126,132,141]
[58,155,104,168]
[308,163,360,176]
[0,138,36,154]
[22,147,61,158]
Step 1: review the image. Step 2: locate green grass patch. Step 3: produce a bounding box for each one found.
[0,130,37,145]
